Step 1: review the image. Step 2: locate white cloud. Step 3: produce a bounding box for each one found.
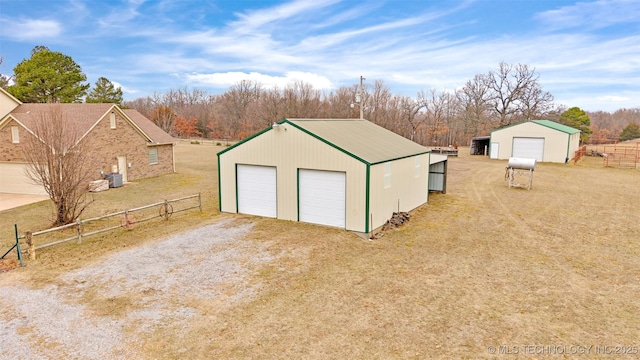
[597,95,630,102]
[110,80,138,95]
[185,71,333,90]
[534,0,640,30]
[0,18,61,41]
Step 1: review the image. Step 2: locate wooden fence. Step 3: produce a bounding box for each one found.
[14,194,201,260]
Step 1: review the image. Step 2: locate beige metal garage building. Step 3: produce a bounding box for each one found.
[489,120,581,163]
[217,118,432,233]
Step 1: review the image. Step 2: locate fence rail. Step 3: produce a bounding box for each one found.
[573,145,587,164]
[11,193,201,260]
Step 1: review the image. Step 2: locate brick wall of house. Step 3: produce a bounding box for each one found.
[85,110,174,181]
[1,112,174,182]
[0,119,29,162]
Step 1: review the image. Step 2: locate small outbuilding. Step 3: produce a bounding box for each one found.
[489,120,581,163]
[217,118,431,234]
[470,136,490,156]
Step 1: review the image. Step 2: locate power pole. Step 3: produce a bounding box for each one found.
[359,75,365,119]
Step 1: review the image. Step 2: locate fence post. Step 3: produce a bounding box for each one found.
[198,192,202,212]
[25,231,35,261]
[163,200,169,221]
[77,219,83,244]
[15,225,24,266]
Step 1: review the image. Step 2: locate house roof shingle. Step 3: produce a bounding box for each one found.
[6,103,174,145]
[124,109,175,144]
[10,103,114,137]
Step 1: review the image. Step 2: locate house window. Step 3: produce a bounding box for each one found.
[384,162,392,189]
[415,156,421,178]
[148,147,158,164]
[11,126,20,143]
[110,112,116,129]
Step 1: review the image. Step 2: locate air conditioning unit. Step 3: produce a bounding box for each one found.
[105,173,123,188]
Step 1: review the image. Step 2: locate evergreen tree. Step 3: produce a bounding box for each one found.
[86,77,123,105]
[7,46,89,103]
[619,122,640,142]
[559,107,592,143]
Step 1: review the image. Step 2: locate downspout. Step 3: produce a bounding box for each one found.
[172,143,176,173]
[565,133,571,163]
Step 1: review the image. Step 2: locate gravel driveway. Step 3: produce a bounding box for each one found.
[0,218,272,359]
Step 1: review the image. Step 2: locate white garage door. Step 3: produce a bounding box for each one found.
[237,165,277,218]
[512,138,544,161]
[299,169,346,228]
[0,163,47,195]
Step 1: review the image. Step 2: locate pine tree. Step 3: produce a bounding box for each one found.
[86,77,123,105]
[619,122,640,142]
[8,46,89,103]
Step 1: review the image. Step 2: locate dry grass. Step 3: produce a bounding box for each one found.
[2,144,639,359]
[0,143,223,278]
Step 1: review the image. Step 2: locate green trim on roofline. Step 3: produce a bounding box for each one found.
[216,121,280,156]
[531,120,581,134]
[284,119,371,166]
[370,151,431,166]
[490,119,580,135]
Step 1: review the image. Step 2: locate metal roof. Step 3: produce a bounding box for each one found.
[429,154,448,165]
[531,120,581,134]
[285,118,429,164]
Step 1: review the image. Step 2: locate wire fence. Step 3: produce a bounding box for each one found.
[4,194,201,262]
[602,143,640,168]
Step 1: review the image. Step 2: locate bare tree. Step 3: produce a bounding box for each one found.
[458,74,493,136]
[397,95,422,141]
[518,78,554,120]
[150,105,176,135]
[487,62,544,126]
[323,86,356,118]
[22,107,96,226]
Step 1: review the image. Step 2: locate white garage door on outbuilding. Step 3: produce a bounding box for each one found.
[299,169,346,228]
[237,164,277,218]
[0,162,47,195]
[512,137,544,161]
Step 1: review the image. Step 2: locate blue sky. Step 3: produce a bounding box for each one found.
[0,0,638,112]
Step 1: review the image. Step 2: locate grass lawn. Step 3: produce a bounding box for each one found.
[1,143,639,358]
